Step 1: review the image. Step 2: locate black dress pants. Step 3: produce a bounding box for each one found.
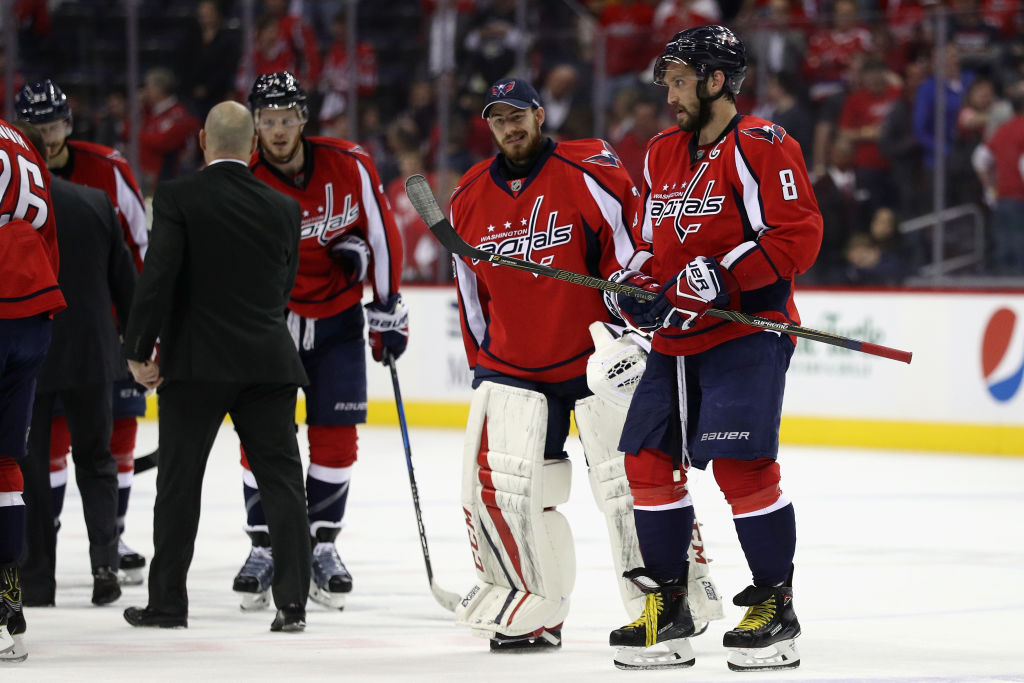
[147,381,308,616]
[21,383,118,601]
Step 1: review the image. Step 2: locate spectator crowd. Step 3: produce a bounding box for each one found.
[7,0,1024,283]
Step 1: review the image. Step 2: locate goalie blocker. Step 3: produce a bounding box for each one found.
[457,372,722,649]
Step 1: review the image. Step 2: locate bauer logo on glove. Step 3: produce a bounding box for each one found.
[365,293,409,362]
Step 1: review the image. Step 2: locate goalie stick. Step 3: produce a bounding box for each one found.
[405,174,912,364]
[384,350,462,612]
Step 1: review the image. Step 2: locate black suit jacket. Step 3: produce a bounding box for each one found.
[36,177,137,393]
[123,160,307,386]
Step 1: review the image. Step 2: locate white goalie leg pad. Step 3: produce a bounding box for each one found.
[687,518,725,630]
[457,382,575,637]
[574,393,646,620]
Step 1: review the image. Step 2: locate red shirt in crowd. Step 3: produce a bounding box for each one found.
[600,1,656,76]
[838,85,902,170]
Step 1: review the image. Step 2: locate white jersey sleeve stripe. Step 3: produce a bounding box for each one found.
[356,159,393,300]
[114,167,148,259]
[640,150,655,244]
[582,173,635,267]
[734,145,771,238]
[454,256,487,349]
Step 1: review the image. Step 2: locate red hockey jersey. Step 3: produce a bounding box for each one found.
[56,139,148,270]
[451,138,643,383]
[250,136,403,318]
[638,114,822,357]
[0,119,65,318]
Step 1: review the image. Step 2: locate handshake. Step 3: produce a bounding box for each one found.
[605,256,738,331]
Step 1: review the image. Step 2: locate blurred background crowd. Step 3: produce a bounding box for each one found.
[3,0,1023,287]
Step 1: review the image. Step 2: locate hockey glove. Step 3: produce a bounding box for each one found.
[365,293,409,363]
[605,269,672,332]
[328,233,370,286]
[662,256,739,330]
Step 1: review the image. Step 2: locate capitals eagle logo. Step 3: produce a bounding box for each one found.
[492,81,516,97]
[741,123,787,144]
[582,141,622,168]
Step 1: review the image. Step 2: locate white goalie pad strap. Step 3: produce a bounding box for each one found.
[687,518,725,624]
[586,321,650,409]
[457,382,575,636]
[574,394,646,619]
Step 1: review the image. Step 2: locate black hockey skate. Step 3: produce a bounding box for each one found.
[489,625,562,652]
[118,537,146,586]
[1,566,27,663]
[609,567,695,670]
[309,527,351,610]
[91,566,122,606]
[233,531,274,610]
[723,583,801,671]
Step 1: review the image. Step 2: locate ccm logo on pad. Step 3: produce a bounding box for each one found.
[700,431,750,441]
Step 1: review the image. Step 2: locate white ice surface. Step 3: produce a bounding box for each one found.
[5,421,1024,682]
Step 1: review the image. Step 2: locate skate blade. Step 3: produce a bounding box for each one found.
[237,590,270,611]
[119,567,145,586]
[309,580,346,610]
[0,634,27,663]
[613,638,695,670]
[727,638,800,671]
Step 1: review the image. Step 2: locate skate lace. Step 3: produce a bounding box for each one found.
[0,567,21,608]
[240,547,273,575]
[313,543,348,575]
[624,593,663,647]
[735,596,776,631]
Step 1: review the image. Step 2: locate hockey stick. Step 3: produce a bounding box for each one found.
[134,448,159,474]
[383,350,462,613]
[405,174,913,364]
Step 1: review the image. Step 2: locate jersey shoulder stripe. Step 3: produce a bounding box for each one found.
[450,161,492,206]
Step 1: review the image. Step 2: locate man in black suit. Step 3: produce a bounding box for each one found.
[19,169,137,609]
[121,101,310,632]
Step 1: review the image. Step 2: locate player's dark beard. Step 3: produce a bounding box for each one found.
[677,82,714,134]
[500,126,544,166]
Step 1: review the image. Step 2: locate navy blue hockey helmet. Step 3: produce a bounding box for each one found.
[653,25,747,96]
[15,79,71,124]
[248,71,309,119]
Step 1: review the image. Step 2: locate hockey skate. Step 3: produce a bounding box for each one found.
[232,531,274,611]
[91,566,122,606]
[309,527,351,610]
[118,537,146,586]
[723,584,801,671]
[1,566,27,663]
[609,568,695,670]
[489,625,562,653]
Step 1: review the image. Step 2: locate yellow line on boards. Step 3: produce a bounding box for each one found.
[143,396,1024,456]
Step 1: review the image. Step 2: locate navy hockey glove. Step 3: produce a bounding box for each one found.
[604,269,672,331]
[328,233,370,286]
[662,256,738,330]
[365,293,409,363]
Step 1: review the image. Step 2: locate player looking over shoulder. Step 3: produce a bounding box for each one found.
[449,76,724,653]
[604,25,823,671]
[233,71,407,612]
[15,79,150,586]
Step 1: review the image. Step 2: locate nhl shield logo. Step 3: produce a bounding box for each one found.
[510,179,522,192]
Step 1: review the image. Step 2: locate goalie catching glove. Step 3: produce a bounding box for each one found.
[365,293,408,362]
[328,233,370,286]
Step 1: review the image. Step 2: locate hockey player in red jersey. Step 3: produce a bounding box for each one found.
[15,80,150,584]
[232,72,407,612]
[605,26,823,671]
[450,77,724,653]
[0,117,66,663]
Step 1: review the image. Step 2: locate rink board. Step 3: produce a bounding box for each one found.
[144,286,1024,455]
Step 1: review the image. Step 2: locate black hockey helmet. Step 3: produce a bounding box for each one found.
[653,25,747,96]
[15,79,71,124]
[248,71,309,119]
